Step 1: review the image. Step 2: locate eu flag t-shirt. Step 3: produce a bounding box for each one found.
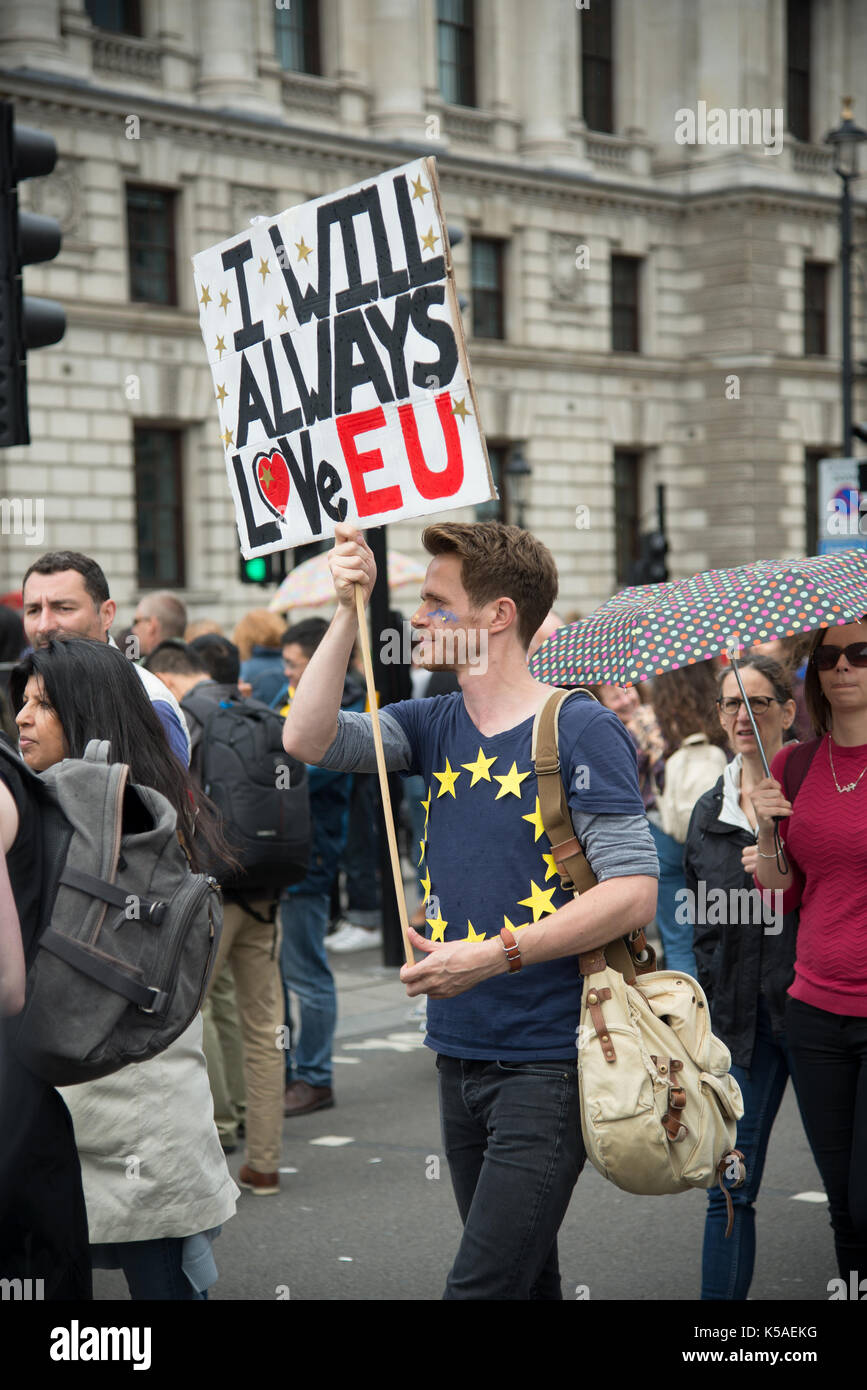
[386,691,645,1060]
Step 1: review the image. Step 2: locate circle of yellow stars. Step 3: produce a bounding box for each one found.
[417,747,562,944]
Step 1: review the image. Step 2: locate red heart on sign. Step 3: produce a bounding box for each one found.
[253,450,290,521]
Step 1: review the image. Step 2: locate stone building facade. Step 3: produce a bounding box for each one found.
[0,0,864,625]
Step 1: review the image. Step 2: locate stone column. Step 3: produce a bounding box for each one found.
[0,0,65,70]
[196,0,263,112]
[519,0,579,166]
[368,0,428,141]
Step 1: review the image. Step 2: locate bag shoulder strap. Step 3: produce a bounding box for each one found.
[531,691,644,984]
[781,736,821,804]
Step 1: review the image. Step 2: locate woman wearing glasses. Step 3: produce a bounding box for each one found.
[752,620,867,1293]
[684,653,799,1299]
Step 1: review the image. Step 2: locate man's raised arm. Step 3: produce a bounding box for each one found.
[282,524,376,764]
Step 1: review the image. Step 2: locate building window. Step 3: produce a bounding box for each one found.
[127,187,177,306]
[804,261,828,356]
[614,450,642,587]
[611,254,640,353]
[471,238,505,340]
[85,0,142,35]
[134,428,185,588]
[475,445,508,522]
[786,0,811,142]
[437,0,476,108]
[274,0,321,75]
[582,0,614,134]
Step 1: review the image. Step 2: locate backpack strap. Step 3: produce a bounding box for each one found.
[531,690,646,984]
[83,740,110,764]
[781,737,821,803]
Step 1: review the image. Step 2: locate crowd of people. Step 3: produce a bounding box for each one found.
[0,528,864,1302]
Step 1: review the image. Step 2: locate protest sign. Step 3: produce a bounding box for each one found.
[193,157,496,557]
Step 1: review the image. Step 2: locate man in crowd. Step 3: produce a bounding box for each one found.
[274,620,364,1116]
[21,553,190,765]
[283,521,658,1299]
[144,639,285,1193]
[130,590,188,658]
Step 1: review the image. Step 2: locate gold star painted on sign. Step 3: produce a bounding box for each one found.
[433,758,461,799]
[462,747,498,787]
[421,786,432,833]
[199,284,211,307]
[418,839,426,866]
[420,867,432,902]
[215,383,228,405]
[258,257,270,283]
[493,762,530,800]
[427,908,448,943]
[452,396,471,423]
[411,174,430,203]
[276,299,289,320]
[503,915,531,935]
[260,464,274,489]
[219,289,232,313]
[464,921,486,942]
[541,851,558,882]
[421,226,440,253]
[522,797,545,843]
[518,880,558,922]
[221,427,234,448]
[295,237,312,263]
[215,335,227,360]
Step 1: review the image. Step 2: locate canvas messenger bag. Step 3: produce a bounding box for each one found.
[531,690,745,1232]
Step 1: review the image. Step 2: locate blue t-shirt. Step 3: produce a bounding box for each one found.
[386,691,645,1061]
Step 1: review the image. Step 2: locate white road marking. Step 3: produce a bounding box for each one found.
[332,1055,361,1064]
[278,1166,298,1174]
[343,1031,425,1054]
[791,1191,828,1203]
[310,1135,355,1147]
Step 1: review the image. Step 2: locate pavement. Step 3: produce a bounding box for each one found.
[91,930,843,1306]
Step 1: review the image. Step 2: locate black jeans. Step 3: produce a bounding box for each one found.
[785,996,867,1282]
[436,1055,584,1300]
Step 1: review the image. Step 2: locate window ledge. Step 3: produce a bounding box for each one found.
[91,32,163,83]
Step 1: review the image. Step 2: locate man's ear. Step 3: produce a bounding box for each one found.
[99,598,117,637]
[487,596,517,636]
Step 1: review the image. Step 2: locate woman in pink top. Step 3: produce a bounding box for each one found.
[752,619,867,1289]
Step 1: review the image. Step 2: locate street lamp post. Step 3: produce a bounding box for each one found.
[825,99,867,456]
[505,445,532,529]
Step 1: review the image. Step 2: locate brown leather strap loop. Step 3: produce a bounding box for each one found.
[584,986,616,1062]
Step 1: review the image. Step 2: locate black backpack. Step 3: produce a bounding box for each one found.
[181,691,311,904]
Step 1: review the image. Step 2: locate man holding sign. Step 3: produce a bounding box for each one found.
[283,520,658,1300]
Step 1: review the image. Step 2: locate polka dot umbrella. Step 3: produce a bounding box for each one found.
[529,549,867,688]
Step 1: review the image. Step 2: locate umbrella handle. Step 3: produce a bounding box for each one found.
[353,583,415,967]
[730,657,789,873]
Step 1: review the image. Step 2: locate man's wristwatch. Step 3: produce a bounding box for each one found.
[500,926,522,973]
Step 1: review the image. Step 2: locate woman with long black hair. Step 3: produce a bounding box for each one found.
[752,619,867,1291]
[7,636,238,1300]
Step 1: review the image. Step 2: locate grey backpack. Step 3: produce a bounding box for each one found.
[6,739,222,1086]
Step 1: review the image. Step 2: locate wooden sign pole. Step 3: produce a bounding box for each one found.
[354,583,414,967]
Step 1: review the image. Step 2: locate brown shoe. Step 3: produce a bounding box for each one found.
[283,1080,334,1117]
[238,1164,280,1195]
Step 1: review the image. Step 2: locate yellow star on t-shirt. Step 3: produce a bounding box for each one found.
[427,908,448,942]
[493,762,530,800]
[503,914,531,934]
[420,866,432,902]
[541,851,558,882]
[522,797,545,842]
[418,839,426,866]
[420,786,431,833]
[518,880,558,921]
[464,921,486,942]
[434,758,460,798]
[462,747,498,786]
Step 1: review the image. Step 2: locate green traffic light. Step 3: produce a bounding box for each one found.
[245,557,267,582]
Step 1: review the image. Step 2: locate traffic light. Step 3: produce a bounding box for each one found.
[643,529,669,584]
[0,101,66,447]
[238,549,288,585]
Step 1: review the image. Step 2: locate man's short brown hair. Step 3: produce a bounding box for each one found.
[421,522,558,649]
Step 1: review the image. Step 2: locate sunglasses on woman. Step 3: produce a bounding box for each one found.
[716,696,780,716]
[813,643,867,671]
